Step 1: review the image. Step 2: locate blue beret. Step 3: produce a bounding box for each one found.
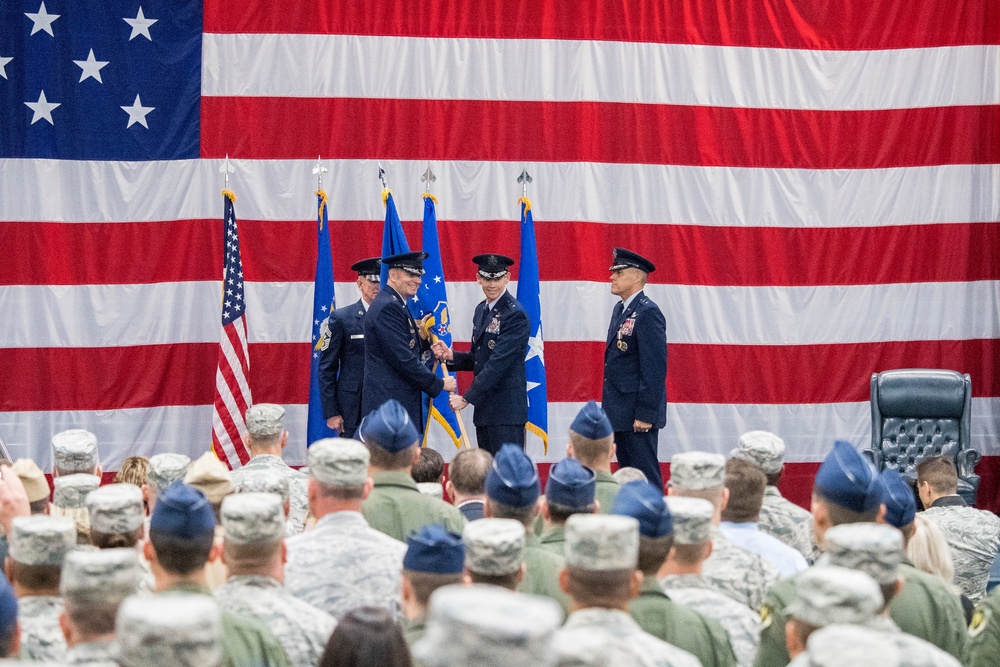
[570,401,613,440]
[545,458,596,509]
[878,469,916,528]
[149,482,216,539]
[358,399,419,453]
[403,525,465,574]
[611,481,673,537]
[814,441,881,513]
[0,576,17,639]
[485,445,539,508]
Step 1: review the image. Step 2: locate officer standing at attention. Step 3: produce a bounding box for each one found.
[602,248,667,488]
[432,254,529,454]
[362,251,456,431]
[319,257,380,437]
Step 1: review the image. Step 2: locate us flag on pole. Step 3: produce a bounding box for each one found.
[211,191,252,469]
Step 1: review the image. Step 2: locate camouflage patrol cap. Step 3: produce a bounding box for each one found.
[221,492,284,544]
[53,473,101,509]
[564,514,639,571]
[820,523,903,585]
[147,454,192,493]
[730,431,785,475]
[417,482,444,499]
[61,548,142,604]
[786,566,884,627]
[669,452,726,490]
[234,468,289,503]
[52,429,99,472]
[245,403,285,437]
[184,452,233,503]
[804,624,900,667]
[12,459,50,503]
[9,515,76,565]
[413,584,562,666]
[664,496,714,545]
[307,438,370,487]
[86,483,144,533]
[463,518,526,576]
[117,593,223,667]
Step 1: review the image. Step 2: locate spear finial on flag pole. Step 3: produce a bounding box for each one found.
[313,156,329,228]
[421,165,436,193]
[378,162,388,190]
[517,168,533,198]
[312,155,327,190]
[220,154,235,193]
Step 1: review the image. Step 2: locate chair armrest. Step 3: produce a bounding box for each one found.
[861,447,883,471]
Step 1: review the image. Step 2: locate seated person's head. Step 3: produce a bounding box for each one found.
[5,515,76,593]
[87,483,145,549]
[612,481,674,576]
[915,456,959,507]
[484,445,541,527]
[721,458,766,523]
[566,401,614,469]
[543,457,597,525]
[666,452,728,514]
[402,525,465,617]
[412,448,445,485]
[306,438,374,509]
[60,548,142,642]
[51,429,101,478]
[145,483,217,576]
[446,449,493,502]
[114,456,150,489]
[463,518,526,591]
[664,496,715,567]
[358,400,420,471]
[559,514,642,609]
[784,566,884,658]
[810,442,883,545]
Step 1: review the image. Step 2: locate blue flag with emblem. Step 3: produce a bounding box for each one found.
[308,191,337,445]
[515,197,548,452]
[380,190,411,286]
[410,194,463,448]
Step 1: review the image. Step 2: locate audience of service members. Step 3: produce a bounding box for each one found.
[0,248,996,665]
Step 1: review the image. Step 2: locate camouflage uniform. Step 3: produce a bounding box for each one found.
[118,593,224,667]
[285,511,406,619]
[230,455,309,536]
[593,470,620,515]
[702,527,780,611]
[631,576,738,667]
[967,586,1000,667]
[759,486,818,562]
[362,471,465,542]
[66,639,119,665]
[554,608,702,667]
[215,575,336,667]
[864,615,962,667]
[19,596,68,662]
[922,502,1000,604]
[660,573,760,667]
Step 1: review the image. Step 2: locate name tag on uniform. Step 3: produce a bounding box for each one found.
[350,334,364,340]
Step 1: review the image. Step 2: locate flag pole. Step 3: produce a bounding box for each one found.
[517,167,535,449]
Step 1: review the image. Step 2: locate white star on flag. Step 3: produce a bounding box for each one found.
[26,2,60,37]
[121,94,154,128]
[25,90,60,125]
[525,332,544,363]
[433,275,442,283]
[124,7,157,41]
[0,56,12,80]
[73,49,109,83]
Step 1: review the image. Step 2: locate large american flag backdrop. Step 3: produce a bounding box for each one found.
[1,1,998,508]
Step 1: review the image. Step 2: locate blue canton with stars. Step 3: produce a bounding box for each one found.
[222,195,245,325]
[0,0,201,160]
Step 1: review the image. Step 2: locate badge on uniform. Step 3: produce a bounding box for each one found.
[969,607,991,639]
[409,339,415,349]
[488,340,496,350]
[486,317,501,335]
[617,340,628,351]
[619,317,636,337]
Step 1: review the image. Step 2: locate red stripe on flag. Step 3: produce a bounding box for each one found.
[203,0,1000,50]
[5,220,997,288]
[202,98,1000,169]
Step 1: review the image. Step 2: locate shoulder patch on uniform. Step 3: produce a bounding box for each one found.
[759,603,773,630]
[969,606,991,639]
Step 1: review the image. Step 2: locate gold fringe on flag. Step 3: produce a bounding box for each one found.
[518,196,532,211]
[316,189,328,226]
[222,189,237,202]
[381,188,392,205]
[421,192,438,204]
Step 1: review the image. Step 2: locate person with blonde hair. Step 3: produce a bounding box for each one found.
[908,514,973,622]
[114,456,150,490]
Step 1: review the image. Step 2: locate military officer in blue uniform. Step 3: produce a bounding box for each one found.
[318,257,380,438]
[363,251,456,432]
[602,248,667,489]
[431,254,529,454]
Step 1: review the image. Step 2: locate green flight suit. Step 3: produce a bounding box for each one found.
[403,615,427,648]
[520,533,572,614]
[539,524,567,556]
[968,586,1000,667]
[754,562,967,667]
[164,583,290,667]
[630,577,738,667]
[362,471,466,542]
[594,471,620,514]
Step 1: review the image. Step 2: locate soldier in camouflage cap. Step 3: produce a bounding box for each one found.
[667,452,779,611]
[117,594,223,667]
[145,453,191,512]
[216,493,336,667]
[820,523,903,586]
[233,469,299,538]
[52,474,99,510]
[554,514,702,667]
[307,437,369,487]
[231,404,310,536]
[60,548,142,665]
[463,518,526,590]
[730,431,784,475]
[86,484,144,545]
[8,515,76,662]
[786,566,883,629]
[51,429,100,476]
[662,497,761,667]
[413,584,562,667]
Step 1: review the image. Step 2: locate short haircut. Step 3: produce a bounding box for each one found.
[636,534,674,575]
[28,499,49,515]
[412,448,444,484]
[148,530,214,575]
[224,539,282,575]
[402,571,464,607]
[467,569,521,591]
[366,444,417,470]
[670,542,710,567]
[486,498,537,527]
[547,501,596,525]
[569,432,614,468]
[114,457,149,488]
[449,449,493,495]
[91,526,143,550]
[722,458,766,523]
[916,457,959,495]
[8,562,60,591]
[54,465,98,477]
[248,432,283,451]
[812,494,879,526]
[671,487,724,509]
[65,600,119,637]
[565,567,633,608]
[314,480,365,501]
